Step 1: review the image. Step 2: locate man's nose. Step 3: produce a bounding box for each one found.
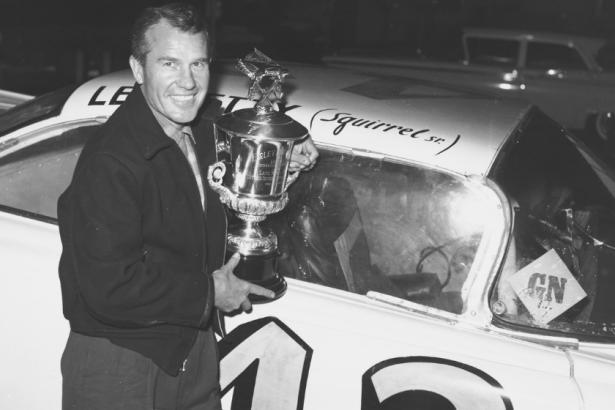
[177,67,196,90]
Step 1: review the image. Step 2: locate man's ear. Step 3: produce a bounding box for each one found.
[129,56,144,84]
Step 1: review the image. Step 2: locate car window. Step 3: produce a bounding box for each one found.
[466,37,519,67]
[490,111,615,341]
[596,41,615,71]
[0,85,78,138]
[525,42,588,71]
[0,122,101,220]
[270,148,491,315]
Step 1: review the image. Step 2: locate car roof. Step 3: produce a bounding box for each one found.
[463,27,607,51]
[60,62,533,177]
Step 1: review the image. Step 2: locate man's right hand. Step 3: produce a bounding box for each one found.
[212,253,275,312]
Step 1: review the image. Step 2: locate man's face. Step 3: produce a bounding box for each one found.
[129,22,210,125]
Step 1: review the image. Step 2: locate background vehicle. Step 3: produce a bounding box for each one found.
[1,63,614,409]
[324,28,615,153]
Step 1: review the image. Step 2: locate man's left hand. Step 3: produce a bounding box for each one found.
[289,136,319,172]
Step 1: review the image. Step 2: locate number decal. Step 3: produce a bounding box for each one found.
[218,317,313,410]
[362,357,513,410]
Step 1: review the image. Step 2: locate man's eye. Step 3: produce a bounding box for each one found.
[193,62,207,69]
[163,61,176,67]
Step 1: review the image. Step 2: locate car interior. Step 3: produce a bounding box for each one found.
[270,147,486,315]
[490,111,615,339]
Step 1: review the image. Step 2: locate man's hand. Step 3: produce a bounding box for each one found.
[213,253,275,312]
[289,136,319,172]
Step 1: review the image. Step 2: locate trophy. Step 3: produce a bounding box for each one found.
[208,50,309,302]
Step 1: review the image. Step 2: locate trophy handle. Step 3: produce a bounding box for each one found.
[208,161,234,203]
[208,161,226,186]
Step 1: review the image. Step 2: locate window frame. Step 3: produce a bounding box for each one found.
[488,110,615,343]
[0,119,104,224]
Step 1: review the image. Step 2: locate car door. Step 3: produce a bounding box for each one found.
[0,120,101,409]
[220,144,580,410]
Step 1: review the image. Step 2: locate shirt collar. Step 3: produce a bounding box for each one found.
[147,99,196,145]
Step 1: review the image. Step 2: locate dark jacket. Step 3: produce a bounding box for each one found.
[57,85,226,376]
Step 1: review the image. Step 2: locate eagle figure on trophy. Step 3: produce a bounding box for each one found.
[236,49,289,113]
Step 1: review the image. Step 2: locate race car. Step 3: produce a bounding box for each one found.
[1,60,614,409]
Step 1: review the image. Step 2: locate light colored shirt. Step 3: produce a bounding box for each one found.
[150,107,206,211]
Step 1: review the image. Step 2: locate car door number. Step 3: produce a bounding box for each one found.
[218,317,312,410]
[219,318,513,410]
[362,357,513,409]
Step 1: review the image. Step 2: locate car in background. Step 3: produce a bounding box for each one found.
[1,62,615,409]
[324,28,615,152]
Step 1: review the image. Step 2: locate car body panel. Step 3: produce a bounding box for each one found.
[0,212,67,407]
[219,280,580,409]
[568,349,615,409]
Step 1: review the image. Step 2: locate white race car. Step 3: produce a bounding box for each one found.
[1,62,614,409]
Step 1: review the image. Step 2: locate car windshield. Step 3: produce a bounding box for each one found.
[0,85,77,138]
[270,148,491,315]
[490,110,615,341]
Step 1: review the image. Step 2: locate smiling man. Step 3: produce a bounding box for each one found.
[57,3,317,409]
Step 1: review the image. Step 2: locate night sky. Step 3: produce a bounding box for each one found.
[0,0,189,25]
[0,0,207,94]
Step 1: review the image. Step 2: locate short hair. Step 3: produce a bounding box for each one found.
[130,3,212,65]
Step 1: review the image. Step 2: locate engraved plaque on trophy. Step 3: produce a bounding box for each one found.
[208,50,309,302]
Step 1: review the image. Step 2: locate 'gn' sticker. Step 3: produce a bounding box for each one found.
[507,249,587,324]
[218,317,312,410]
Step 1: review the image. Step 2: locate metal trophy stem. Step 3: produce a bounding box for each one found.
[208,50,309,303]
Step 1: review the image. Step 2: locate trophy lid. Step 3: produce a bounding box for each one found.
[216,108,307,141]
[215,50,308,142]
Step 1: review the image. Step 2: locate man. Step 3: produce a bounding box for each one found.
[57,3,318,409]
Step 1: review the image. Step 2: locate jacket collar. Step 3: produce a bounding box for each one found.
[122,84,222,159]
[123,84,175,160]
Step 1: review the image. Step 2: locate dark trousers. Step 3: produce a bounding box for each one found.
[61,329,221,410]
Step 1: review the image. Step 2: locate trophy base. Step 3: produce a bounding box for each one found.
[225,250,287,303]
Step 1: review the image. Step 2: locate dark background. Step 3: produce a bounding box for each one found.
[1,0,615,96]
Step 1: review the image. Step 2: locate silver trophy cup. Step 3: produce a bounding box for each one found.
[208,50,309,302]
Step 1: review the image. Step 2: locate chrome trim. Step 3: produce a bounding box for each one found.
[492,325,579,350]
[457,176,511,327]
[0,204,57,225]
[367,291,459,326]
[476,178,513,313]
